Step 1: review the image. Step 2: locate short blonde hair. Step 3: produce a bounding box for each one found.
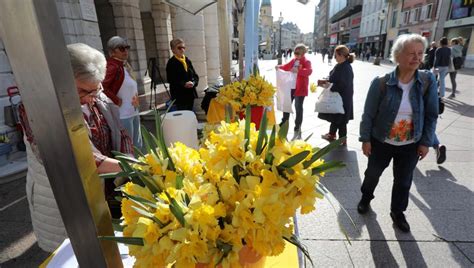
[170,38,184,50]
[294,43,308,55]
[390,34,427,64]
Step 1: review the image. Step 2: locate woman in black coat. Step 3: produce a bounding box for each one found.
[319,45,354,145]
[166,38,199,111]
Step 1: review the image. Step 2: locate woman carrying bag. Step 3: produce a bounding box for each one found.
[318,45,355,146]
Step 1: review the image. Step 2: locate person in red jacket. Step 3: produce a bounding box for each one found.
[102,36,142,150]
[276,44,313,140]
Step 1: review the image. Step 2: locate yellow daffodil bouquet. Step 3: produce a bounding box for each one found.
[100,107,345,268]
[215,75,276,113]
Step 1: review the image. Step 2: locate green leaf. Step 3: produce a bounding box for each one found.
[283,234,313,267]
[134,169,162,194]
[216,240,233,266]
[255,108,268,155]
[232,165,241,184]
[111,218,125,232]
[278,120,289,141]
[155,110,175,171]
[115,155,146,165]
[278,150,310,169]
[98,236,144,246]
[165,192,186,227]
[133,146,145,158]
[311,161,345,175]
[123,192,158,209]
[304,133,313,142]
[244,105,251,150]
[99,171,137,179]
[175,174,184,189]
[224,104,233,123]
[265,126,276,164]
[117,161,143,186]
[131,206,166,228]
[303,137,346,168]
[141,125,158,156]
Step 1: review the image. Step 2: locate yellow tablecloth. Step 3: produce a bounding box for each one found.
[206,99,276,126]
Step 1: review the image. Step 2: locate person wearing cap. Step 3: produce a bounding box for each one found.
[102,36,142,150]
[166,38,199,111]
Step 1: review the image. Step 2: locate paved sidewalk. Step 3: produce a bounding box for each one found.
[0,54,473,267]
[261,54,474,267]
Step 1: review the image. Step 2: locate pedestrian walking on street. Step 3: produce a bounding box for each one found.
[276,44,313,140]
[321,47,327,63]
[18,43,133,252]
[448,38,463,98]
[166,38,199,111]
[358,34,439,233]
[319,45,354,146]
[103,36,143,150]
[434,37,451,98]
[424,41,437,70]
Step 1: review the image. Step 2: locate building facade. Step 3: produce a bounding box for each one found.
[316,0,330,50]
[359,0,388,57]
[259,0,274,56]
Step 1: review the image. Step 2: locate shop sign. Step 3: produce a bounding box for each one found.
[421,31,431,37]
[339,18,350,30]
[351,15,361,27]
[330,33,338,45]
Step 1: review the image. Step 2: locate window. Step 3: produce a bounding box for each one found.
[391,10,398,28]
[414,8,421,22]
[401,11,409,25]
[425,4,433,20]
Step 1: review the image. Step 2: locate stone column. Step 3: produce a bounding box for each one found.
[109,0,148,94]
[204,4,221,86]
[151,0,173,81]
[172,8,208,117]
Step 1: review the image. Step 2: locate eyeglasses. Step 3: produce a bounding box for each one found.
[177,46,186,50]
[78,84,102,98]
[117,46,130,52]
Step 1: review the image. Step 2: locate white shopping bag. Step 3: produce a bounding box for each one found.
[276,69,295,113]
[314,84,345,114]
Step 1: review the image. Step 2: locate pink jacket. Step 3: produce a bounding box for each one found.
[279,56,312,96]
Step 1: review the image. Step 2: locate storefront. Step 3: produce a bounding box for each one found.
[443,0,473,67]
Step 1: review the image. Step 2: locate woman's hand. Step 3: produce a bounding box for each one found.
[132,95,139,108]
[275,65,281,70]
[362,142,371,157]
[417,145,429,160]
[185,81,194,88]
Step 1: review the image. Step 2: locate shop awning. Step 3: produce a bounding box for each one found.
[164,0,217,15]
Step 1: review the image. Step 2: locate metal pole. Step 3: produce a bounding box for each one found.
[218,0,231,85]
[278,21,282,65]
[0,1,122,267]
[374,12,384,66]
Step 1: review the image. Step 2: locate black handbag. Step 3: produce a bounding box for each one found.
[453,57,463,70]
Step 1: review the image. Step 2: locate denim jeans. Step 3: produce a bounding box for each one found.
[282,89,305,131]
[437,66,449,97]
[360,138,419,213]
[432,134,440,148]
[121,115,142,150]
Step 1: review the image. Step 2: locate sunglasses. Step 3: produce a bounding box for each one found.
[177,46,186,50]
[117,46,131,52]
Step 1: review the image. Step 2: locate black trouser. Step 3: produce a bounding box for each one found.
[449,71,457,94]
[281,89,305,131]
[329,122,347,138]
[360,138,419,213]
[176,97,195,111]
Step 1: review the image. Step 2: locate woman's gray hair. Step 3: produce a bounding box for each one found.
[67,43,106,83]
[390,34,427,64]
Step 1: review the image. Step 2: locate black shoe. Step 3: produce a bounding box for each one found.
[448,93,455,98]
[436,145,446,164]
[357,198,371,214]
[390,212,410,233]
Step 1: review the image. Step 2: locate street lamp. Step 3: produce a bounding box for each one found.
[373,10,386,65]
[278,12,283,65]
[273,28,277,59]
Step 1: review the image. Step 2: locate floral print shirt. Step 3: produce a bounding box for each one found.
[385,79,415,146]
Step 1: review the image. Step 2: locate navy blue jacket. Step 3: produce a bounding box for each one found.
[359,68,438,147]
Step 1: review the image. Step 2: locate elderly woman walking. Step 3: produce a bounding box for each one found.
[358,34,438,232]
[19,43,132,252]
